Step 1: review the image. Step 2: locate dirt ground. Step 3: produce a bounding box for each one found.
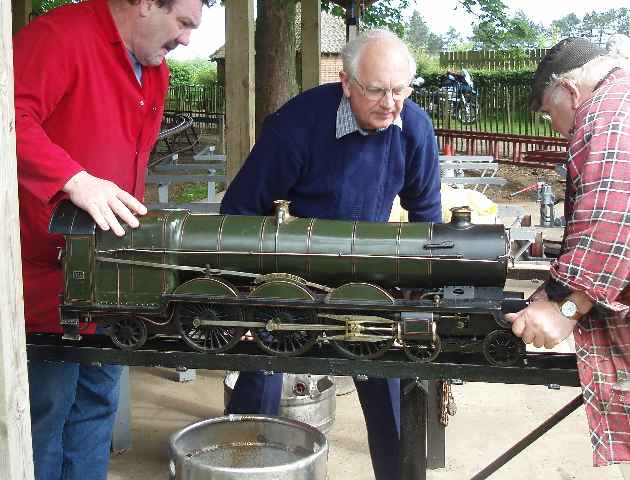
[489,164,566,203]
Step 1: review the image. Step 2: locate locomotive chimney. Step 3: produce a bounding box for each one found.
[274,200,293,225]
[450,206,472,228]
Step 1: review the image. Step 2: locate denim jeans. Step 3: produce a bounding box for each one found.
[28,360,123,480]
[227,372,401,480]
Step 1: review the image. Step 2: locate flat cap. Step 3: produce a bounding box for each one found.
[530,37,606,111]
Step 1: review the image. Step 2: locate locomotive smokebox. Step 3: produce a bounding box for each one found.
[427,208,508,287]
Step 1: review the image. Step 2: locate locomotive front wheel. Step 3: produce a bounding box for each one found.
[482,330,525,367]
[175,303,245,353]
[110,317,148,350]
[249,280,318,357]
[327,283,395,360]
[404,336,442,363]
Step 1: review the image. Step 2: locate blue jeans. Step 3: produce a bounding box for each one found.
[227,372,401,480]
[28,360,122,480]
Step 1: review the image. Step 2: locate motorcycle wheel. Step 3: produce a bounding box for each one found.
[456,95,478,124]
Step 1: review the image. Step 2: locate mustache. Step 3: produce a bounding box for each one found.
[162,41,179,52]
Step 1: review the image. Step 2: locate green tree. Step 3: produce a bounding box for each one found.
[471,10,545,50]
[582,10,617,46]
[612,8,630,37]
[404,11,443,55]
[549,13,581,39]
[442,27,465,52]
[322,0,412,37]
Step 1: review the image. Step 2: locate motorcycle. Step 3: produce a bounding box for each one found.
[414,69,479,124]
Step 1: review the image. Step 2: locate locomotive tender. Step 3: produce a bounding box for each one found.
[49,200,526,366]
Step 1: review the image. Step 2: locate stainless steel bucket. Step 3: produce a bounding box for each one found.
[224,373,336,434]
[169,415,328,480]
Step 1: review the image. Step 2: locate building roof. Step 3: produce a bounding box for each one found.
[210,10,346,60]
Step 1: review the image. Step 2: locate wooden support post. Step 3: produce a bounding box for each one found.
[345,0,360,41]
[225,0,255,184]
[301,0,321,90]
[11,0,31,34]
[1,0,35,477]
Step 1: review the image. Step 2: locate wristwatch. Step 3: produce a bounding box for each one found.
[557,297,579,320]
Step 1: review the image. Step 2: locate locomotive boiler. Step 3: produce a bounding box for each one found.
[49,200,525,366]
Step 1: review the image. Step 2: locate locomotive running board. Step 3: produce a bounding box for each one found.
[161,292,522,315]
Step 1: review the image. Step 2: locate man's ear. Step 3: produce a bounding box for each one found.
[340,71,351,98]
[561,80,581,110]
[138,0,156,17]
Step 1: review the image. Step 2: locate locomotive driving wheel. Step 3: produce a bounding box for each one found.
[404,335,442,363]
[110,316,148,350]
[249,281,318,357]
[482,330,525,367]
[174,278,245,353]
[327,283,395,360]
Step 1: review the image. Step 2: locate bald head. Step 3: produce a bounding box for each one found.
[341,29,416,84]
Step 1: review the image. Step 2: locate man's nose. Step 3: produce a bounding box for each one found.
[380,90,395,107]
[177,30,192,46]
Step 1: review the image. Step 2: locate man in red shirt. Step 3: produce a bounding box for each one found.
[506,38,630,475]
[13,0,210,478]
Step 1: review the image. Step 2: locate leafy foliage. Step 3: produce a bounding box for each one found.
[166,59,217,86]
[470,10,546,50]
[321,0,414,37]
[419,68,535,89]
[32,0,76,15]
[405,11,443,55]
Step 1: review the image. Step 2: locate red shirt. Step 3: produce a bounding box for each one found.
[13,0,169,332]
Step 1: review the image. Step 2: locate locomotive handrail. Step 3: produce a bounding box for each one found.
[94,249,512,262]
[94,257,333,292]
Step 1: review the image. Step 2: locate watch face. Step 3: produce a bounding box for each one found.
[560,300,578,318]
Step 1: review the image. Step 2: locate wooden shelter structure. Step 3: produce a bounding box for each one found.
[1,1,376,478]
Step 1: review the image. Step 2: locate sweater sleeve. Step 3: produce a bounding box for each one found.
[13,20,85,204]
[399,119,442,223]
[221,117,305,215]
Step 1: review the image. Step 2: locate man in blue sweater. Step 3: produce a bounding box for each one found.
[221,29,441,480]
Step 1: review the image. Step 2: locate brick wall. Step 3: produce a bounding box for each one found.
[320,54,343,84]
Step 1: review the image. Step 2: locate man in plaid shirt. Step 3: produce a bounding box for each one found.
[506,37,630,473]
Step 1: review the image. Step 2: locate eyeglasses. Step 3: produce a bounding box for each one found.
[352,77,412,102]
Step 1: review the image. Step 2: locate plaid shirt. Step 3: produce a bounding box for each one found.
[554,68,630,466]
[552,68,630,310]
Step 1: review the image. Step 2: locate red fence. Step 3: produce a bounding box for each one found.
[436,129,568,169]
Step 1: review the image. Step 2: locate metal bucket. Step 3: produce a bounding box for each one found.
[169,415,328,480]
[224,373,336,434]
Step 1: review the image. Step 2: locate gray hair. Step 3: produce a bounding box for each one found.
[607,34,630,59]
[546,54,628,107]
[341,29,416,83]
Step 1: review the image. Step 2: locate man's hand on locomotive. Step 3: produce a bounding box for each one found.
[63,170,147,236]
[505,289,594,349]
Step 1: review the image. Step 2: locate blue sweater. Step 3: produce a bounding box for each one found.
[221,83,441,223]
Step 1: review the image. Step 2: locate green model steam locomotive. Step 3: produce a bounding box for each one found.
[50,200,525,366]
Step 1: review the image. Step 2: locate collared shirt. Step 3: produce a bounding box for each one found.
[335,95,403,139]
[128,50,143,84]
[551,68,630,467]
[551,68,630,312]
